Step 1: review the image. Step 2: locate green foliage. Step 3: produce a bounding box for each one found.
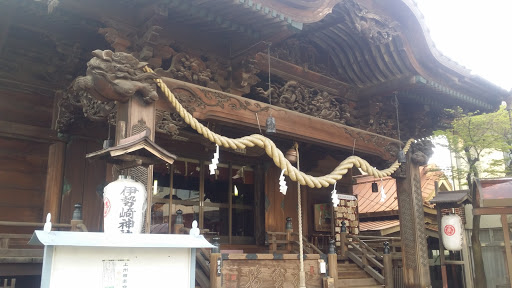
[433,105,512,184]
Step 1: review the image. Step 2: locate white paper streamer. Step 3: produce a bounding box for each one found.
[331,182,340,206]
[279,169,287,195]
[209,144,219,175]
[380,179,386,202]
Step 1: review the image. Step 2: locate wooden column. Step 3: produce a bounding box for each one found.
[434,182,448,288]
[339,230,348,258]
[396,153,431,287]
[168,164,174,234]
[328,254,337,281]
[115,95,156,233]
[228,162,233,244]
[501,214,512,284]
[210,252,222,288]
[199,160,205,229]
[43,141,66,222]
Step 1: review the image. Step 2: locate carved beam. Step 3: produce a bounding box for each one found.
[254,52,354,98]
[156,77,401,161]
[252,0,343,24]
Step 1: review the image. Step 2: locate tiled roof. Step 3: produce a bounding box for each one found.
[359,220,400,232]
[354,164,446,214]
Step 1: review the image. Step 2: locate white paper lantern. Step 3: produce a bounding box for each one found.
[441,214,463,251]
[103,175,147,234]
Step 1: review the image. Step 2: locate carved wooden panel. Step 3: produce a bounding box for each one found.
[222,259,322,288]
[156,77,401,161]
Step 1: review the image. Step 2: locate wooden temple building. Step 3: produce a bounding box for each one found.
[0,0,508,287]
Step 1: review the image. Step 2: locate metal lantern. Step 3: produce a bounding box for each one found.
[398,150,406,163]
[441,214,463,251]
[266,115,276,134]
[176,209,183,225]
[372,182,379,193]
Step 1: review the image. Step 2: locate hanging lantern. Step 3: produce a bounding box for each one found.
[266,115,276,134]
[441,214,463,251]
[103,175,147,234]
[372,181,378,193]
[397,150,406,163]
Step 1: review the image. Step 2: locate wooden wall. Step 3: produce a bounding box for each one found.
[0,89,53,233]
[59,137,106,232]
[264,165,308,236]
[0,137,49,233]
[0,88,106,233]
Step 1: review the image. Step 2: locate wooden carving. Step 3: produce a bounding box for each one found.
[73,50,159,103]
[56,83,116,132]
[155,109,187,137]
[252,0,342,23]
[338,0,398,44]
[271,37,335,79]
[157,77,401,161]
[409,140,434,166]
[155,52,229,92]
[250,80,346,124]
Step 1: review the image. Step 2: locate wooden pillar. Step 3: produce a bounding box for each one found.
[115,94,156,233]
[210,252,222,288]
[501,214,512,284]
[43,141,66,222]
[199,160,205,229]
[461,227,474,288]
[328,240,338,286]
[434,182,448,288]
[285,217,293,253]
[396,153,431,287]
[340,230,348,258]
[383,242,394,288]
[228,162,233,244]
[168,164,174,234]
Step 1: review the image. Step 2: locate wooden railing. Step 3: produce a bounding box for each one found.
[0,204,87,263]
[266,231,324,255]
[266,217,324,255]
[339,226,399,288]
[196,247,212,288]
[0,279,15,288]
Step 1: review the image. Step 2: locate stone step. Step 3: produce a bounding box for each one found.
[337,276,380,286]
[336,285,384,288]
[338,270,369,278]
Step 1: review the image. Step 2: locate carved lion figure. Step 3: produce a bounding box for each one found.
[73,50,159,103]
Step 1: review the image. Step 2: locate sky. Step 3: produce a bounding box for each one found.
[415,0,512,91]
[415,0,512,181]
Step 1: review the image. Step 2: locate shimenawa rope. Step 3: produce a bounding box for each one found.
[143,66,413,189]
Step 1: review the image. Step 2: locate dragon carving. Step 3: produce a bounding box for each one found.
[73,50,159,103]
[252,80,344,124]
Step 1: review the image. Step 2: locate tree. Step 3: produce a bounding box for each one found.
[434,105,512,288]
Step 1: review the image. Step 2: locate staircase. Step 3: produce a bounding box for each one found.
[337,261,384,288]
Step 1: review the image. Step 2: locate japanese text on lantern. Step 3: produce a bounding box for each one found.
[118,186,137,233]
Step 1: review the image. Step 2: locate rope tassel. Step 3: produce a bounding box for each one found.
[143,66,414,188]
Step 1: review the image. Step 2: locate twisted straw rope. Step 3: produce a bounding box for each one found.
[144,66,414,188]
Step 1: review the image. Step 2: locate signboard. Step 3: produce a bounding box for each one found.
[30,231,213,288]
[337,194,357,201]
[314,203,332,231]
